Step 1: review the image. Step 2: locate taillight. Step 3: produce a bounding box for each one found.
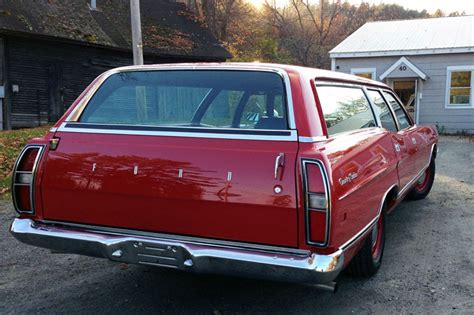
[302,159,330,246]
[12,145,44,214]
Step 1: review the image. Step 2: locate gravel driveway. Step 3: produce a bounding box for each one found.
[1,136,473,314]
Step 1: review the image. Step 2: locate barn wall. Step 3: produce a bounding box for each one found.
[0,37,4,85]
[0,37,4,130]
[5,36,202,129]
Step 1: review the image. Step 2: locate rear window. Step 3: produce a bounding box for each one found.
[79,70,288,130]
[316,86,376,136]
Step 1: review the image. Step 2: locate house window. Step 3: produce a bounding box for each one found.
[446,66,474,108]
[351,68,376,80]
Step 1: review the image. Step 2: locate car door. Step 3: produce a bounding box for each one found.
[411,125,434,173]
[381,91,418,191]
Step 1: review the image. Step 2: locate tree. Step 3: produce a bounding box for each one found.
[264,0,343,67]
[182,0,465,69]
[433,9,445,17]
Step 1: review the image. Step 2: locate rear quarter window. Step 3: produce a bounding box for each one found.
[316,85,377,136]
[78,70,289,131]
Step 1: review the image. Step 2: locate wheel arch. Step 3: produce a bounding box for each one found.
[384,185,399,211]
[432,143,438,160]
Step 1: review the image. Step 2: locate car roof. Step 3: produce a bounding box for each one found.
[110,62,389,89]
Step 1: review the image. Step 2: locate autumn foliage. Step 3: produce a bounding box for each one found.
[191,0,465,68]
[0,126,50,197]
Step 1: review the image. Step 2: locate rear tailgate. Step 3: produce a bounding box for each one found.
[41,132,298,247]
[40,68,299,247]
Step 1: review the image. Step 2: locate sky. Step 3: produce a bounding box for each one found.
[350,0,474,14]
[248,0,474,14]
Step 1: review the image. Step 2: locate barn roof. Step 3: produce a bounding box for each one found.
[0,0,231,60]
[330,15,474,58]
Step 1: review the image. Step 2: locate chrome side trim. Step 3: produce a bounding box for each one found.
[11,145,45,214]
[340,217,378,252]
[64,65,297,130]
[298,136,328,143]
[398,143,436,197]
[11,218,344,285]
[57,122,298,141]
[398,166,427,197]
[339,184,397,251]
[301,159,331,247]
[315,81,367,89]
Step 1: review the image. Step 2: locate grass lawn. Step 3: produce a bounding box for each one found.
[0,125,51,199]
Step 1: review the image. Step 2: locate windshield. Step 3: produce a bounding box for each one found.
[79,70,288,131]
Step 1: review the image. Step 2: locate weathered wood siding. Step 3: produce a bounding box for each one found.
[0,37,4,85]
[334,53,474,134]
[0,37,4,130]
[5,36,203,128]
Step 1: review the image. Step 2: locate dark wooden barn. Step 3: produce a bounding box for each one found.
[0,0,231,129]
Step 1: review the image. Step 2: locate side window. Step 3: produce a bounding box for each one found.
[382,92,411,130]
[316,85,377,136]
[366,90,398,132]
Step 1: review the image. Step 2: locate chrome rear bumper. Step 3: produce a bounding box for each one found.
[10,218,344,285]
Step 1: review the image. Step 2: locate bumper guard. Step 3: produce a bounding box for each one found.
[10,218,344,285]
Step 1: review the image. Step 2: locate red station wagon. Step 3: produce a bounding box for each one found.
[10,63,438,292]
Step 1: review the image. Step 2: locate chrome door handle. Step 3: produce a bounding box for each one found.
[411,137,417,145]
[394,144,400,152]
[274,153,285,179]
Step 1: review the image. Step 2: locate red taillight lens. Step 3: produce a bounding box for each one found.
[12,146,43,213]
[17,148,40,171]
[309,211,327,243]
[302,160,330,246]
[306,163,325,193]
[14,185,32,212]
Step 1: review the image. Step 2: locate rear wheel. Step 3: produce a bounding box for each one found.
[347,205,386,278]
[408,159,435,200]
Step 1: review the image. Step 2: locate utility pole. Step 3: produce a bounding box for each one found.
[130,0,144,65]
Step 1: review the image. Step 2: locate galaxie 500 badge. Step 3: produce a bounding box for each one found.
[339,172,358,185]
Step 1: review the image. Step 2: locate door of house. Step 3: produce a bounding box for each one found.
[392,80,417,120]
[390,79,419,124]
[47,64,64,123]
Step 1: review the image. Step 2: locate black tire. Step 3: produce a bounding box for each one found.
[408,158,435,200]
[347,205,386,278]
